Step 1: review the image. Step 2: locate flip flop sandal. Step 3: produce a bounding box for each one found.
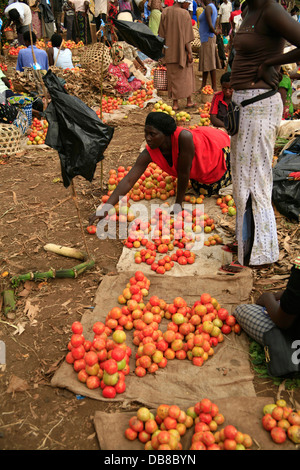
[222,242,238,253]
[219,261,246,274]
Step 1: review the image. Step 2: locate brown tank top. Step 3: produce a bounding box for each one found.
[230,9,285,90]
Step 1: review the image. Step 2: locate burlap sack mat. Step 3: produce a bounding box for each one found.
[93,397,297,450]
[51,271,255,408]
[116,197,234,277]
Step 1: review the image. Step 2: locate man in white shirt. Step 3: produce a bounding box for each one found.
[4,2,32,45]
[218,0,232,36]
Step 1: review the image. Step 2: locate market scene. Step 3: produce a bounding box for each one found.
[0,0,300,453]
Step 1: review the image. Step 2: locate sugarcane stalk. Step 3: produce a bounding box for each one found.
[2,289,16,319]
[99,29,107,192]
[44,243,86,260]
[55,259,95,278]
[29,24,48,111]
[10,259,95,287]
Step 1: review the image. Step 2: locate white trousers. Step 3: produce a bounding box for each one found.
[230,89,283,266]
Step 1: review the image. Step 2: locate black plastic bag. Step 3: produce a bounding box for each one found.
[43,69,114,188]
[112,19,164,61]
[272,149,300,222]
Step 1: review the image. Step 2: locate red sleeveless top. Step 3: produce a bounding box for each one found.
[146,126,230,184]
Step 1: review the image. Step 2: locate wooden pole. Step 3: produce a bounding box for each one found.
[29,24,48,111]
[99,30,106,192]
[53,39,64,67]
[71,179,92,259]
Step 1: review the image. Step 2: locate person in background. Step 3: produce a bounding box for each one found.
[118,0,133,12]
[291,6,299,22]
[4,1,32,45]
[0,68,14,101]
[164,0,174,6]
[192,0,197,21]
[158,0,195,111]
[16,30,49,71]
[47,32,74,67]
[93,0,108,32]
[218,0,232,36]
[69,0,91,44]
[209,71,233,129]
[229,0,241,32]
[142,0,149,23]
[108,43,142,94]
[29,0,42,39]
[278,67,293,119]
[63,0,76,40]
[107,0,119,41]
[39,0,55,40]
[198,0,220,92]
[89,111,231,224]
[233,257,300,345]
[143,0,150,24]
[148,0,163,35]
[52,0,63,32]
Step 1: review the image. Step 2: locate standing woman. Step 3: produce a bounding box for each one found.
[69,0,91,44]
[29,0,42,39]
[158,0,195,111]
[198,0,221,92]
[229,0,300,269]
[147,0,163,36]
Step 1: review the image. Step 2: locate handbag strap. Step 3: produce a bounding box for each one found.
[241,89,278,108]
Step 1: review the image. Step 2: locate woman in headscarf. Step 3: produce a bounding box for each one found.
[89,111,231,224]
[108,43,142,94]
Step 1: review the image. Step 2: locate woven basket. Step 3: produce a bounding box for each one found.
[4,30,14,40]
[80,43,112,75]
[201,92,213,104]
[153,68,168,91]
[191,26,201,53]
[0,123,21,156]
[7,96,33,126]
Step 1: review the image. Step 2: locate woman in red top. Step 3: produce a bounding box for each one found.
[89,112,231,223]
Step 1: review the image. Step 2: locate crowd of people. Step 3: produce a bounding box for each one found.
[1,0,300,349]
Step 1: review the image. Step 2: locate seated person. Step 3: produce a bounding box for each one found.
[209,72,233,130]
[47,33,74,69]
[233,256,300,345]
[16,31,49,73]
[0,68,14,102]
[108,43,142,95]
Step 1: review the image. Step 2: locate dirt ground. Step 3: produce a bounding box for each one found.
[0,67,299,451]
